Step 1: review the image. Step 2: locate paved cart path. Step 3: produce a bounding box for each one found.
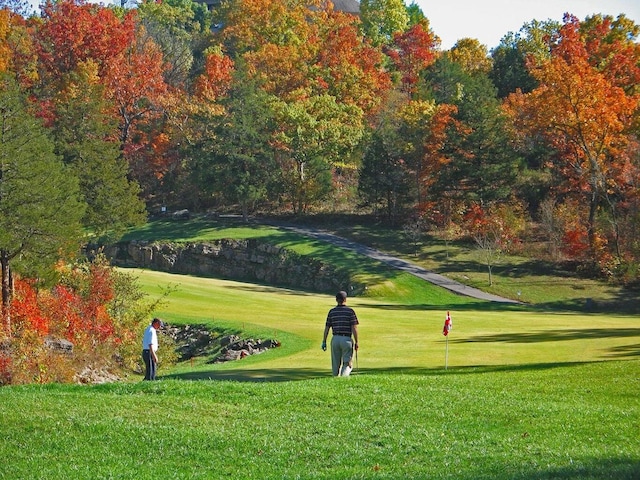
[278,224,520,304]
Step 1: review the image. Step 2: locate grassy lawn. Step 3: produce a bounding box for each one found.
[322,219,640,313]
[2,361,638,479]
[121,216,640,312]
[131,270,638,378]
[1,217,638,479]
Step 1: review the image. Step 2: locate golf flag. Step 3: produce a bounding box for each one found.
[443,311,452,336]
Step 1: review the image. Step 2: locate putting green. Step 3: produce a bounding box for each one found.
[128,268,640,377]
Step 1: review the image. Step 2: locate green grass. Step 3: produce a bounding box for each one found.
[1,362,638,479]
[1,217,638,479]
[121,216,640,312]
[130,269,638,379]
[326,220,640,313]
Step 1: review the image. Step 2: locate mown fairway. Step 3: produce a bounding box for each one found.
[1,219,639,479]
[131,269,639,379]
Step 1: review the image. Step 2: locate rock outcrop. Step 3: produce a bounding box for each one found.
[106,239,358,294]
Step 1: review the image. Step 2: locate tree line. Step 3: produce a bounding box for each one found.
[0,0,638,382]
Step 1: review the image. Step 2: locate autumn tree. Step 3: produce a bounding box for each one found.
[0,75,84,330]
[4,256,166,384]
[34,0,172,201]
[0,9,12,73]
[463,202,526,285]
[386,20,439,96]
[425,55,521,206]
[313,9,391,116]
[0,8,37,90]
[34,0,136,91]
[219,0,319,98]
[216,0,390,212]
[577,13,640,95]
[506,14,640,270]
[448,38,492,75]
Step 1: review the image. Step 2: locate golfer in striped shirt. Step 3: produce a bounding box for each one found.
[322,291,359,376]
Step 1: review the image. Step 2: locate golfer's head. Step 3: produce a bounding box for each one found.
[336,291,347,304]
[152,318,163,328]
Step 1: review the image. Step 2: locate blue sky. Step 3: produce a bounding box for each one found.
[416,0,640,50]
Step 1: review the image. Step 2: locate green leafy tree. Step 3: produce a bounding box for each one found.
[405,1,426,27]
[0,75,85,330]
[426,56,520,205]
[51,61,146,241]
[490,19,558,98]
[137,0,213,87]
[358,130,412,224]
[272,93,365,213]
[360,0,409,47]
[191,77,277,220]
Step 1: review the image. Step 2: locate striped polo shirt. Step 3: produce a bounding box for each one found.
[326,305,358,337]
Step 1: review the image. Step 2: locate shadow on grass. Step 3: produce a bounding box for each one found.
[510,458,640,480]
[164,367,327,382]
[121,218,234,242]
[364,301,529,312]
[450,328,640,359]
[451,327,640,344]
[163,359,638,383]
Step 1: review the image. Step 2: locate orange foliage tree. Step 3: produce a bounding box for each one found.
[33,0,173,197]
[221,0,390,116]
[506,14,640,269]
[218,0,391,211]
[35,0,136,78]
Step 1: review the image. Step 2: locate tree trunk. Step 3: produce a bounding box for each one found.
[1,251,11,334]
[588,188,598,261]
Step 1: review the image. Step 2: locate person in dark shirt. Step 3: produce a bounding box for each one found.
[322,291,359,376]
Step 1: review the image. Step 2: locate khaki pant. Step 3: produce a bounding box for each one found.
[331,335,353,376]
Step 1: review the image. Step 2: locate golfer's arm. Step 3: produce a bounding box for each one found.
[352,325,358,345]
[148,343,157,362]
[322,325,330,342]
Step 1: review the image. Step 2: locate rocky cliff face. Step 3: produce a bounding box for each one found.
[106,238,358,294]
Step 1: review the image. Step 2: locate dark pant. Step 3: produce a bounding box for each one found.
[142,350,157,380]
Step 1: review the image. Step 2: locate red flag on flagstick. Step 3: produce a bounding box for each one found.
[443,311,452,336]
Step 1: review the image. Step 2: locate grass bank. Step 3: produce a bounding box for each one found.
[1,361,638,479]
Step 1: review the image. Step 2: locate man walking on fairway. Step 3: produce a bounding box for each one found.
[322,291,359,376]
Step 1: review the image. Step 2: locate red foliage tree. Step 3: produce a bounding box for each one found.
[35,0,136,83]
[2,260,144,385]
[10,279,48,336]
[387,21,439,96]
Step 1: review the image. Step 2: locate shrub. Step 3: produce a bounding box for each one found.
[2,255,160,385]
